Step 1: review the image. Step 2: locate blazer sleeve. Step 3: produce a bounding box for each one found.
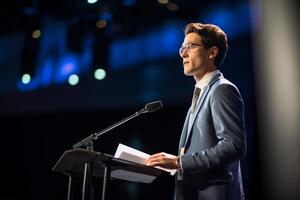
[180,83,247,174]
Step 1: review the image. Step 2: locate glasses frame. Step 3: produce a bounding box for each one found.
[179,42,205,56]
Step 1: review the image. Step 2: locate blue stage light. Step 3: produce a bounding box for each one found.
[94,68,106,80]
[68,74,79,86]
[87,0,98,4]
[21,74,31,84]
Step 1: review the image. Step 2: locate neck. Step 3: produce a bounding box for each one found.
[194,67,216,82]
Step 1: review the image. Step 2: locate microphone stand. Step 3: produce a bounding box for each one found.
[72,107,147,150]
[71,107,148,200]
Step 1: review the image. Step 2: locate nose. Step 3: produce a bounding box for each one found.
[180,49,188,58]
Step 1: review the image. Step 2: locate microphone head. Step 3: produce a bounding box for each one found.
[144,101,163,113]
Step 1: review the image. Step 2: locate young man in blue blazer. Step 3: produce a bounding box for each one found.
[145,23,247,200]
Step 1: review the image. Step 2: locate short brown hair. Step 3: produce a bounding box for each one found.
[184,23,228,67]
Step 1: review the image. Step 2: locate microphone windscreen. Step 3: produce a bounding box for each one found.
[145,101,163,113]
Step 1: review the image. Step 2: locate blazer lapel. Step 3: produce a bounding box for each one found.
[184,87,209,147]
[183,72,223,147]
[178,110,190,150]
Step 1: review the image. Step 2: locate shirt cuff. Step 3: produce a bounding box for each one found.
[177,156,184,171]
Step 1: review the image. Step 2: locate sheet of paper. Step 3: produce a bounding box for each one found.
[114,143,176,175]
[114,143,149,164]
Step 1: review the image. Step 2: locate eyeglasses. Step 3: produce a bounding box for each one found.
[179,43,205,56]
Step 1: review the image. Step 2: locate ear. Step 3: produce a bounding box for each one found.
[209,46,218,60]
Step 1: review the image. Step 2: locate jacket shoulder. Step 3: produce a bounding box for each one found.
[209,77,243,102]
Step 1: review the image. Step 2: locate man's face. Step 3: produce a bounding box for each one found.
[180,33,211,79]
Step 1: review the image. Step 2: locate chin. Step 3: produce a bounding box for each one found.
[183,65,195,76]
[183,70,193,76]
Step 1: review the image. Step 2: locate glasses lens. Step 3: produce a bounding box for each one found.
[179,47,183,55]
[179,44,188,55]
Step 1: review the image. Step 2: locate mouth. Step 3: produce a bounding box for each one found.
[183,61,189,65]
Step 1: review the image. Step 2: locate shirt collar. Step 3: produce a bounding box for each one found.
[195,70,220,89]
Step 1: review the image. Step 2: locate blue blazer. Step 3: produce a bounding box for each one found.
[176,72,246,200]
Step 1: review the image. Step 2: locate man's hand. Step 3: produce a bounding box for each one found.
[145,152,179,169]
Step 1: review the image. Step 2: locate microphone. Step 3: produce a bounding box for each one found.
[72,100,163,149]
[143,101,163,113]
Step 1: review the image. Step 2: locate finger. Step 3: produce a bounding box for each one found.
[149,152,165,159]
[144,159,150,165]
[146,162,157,167]
[145,157,160,165]
[147,161,164,167]
[145,157,164,166]
[146,158,158,165]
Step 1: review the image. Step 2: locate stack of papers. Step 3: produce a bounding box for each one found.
[111,143,176,183]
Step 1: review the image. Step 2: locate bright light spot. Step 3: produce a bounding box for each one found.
[94,68,106,80]
[167,2,178,11]
[96,20,107,29]
[87,0,98,4]
[32,29,41,39]
[68,74,79,86]
[22,73,31,84]
[158,0,169,4]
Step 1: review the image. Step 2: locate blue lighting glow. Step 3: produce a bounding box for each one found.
[99,12,112,21]
[161,27,182,56]
[201,3,250,38]
[39,59,53,86]
[110,22,183,70]
[55,54,79,84]
[17,15,93,92]
[15,3,251,93]
[23,7,38,16]
[17,75,39,91]
[122,0,136,6]
[81,35,94,71]
[110,38,142,70]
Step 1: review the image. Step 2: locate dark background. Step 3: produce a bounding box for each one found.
[0,0,260,199]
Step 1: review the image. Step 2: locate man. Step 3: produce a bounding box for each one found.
[145,23,246,200]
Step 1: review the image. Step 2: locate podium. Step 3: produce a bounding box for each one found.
[52,148,166,200]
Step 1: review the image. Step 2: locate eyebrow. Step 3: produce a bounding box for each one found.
[181,42,191,46]
[181,42,202,46]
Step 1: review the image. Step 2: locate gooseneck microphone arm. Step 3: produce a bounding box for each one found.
[72,101,163,150]
[72,109,143,150]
